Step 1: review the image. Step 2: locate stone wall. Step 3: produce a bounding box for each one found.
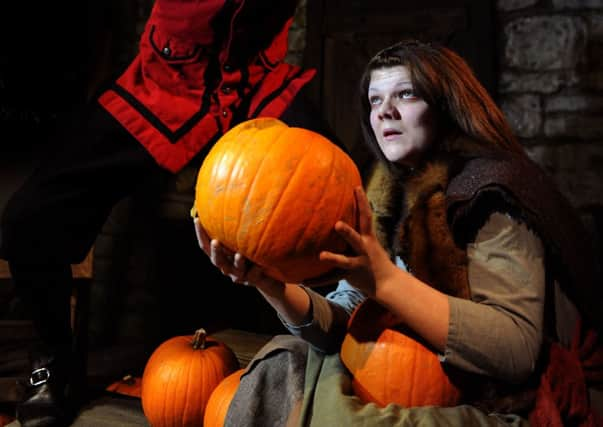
[496,0,603,242]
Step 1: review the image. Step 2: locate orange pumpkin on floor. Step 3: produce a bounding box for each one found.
[141,329,239,427]
[194,117,361,283]
[203,368,245,427]
[340,299,462,408]
[106,374,142,398]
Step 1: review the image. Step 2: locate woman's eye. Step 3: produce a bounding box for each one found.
[398,89,415,99]
[369,96,382,105]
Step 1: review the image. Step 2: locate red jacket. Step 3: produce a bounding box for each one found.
[99,0,315,173]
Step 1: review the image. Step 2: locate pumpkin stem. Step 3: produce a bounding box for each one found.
[192,328,207,350]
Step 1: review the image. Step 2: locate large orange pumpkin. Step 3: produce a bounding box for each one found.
[141,329,239,427]
[340,299,462,408]
[194,117,361,283]
[203,368,244,427]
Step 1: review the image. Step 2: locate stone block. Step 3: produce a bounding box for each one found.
[504,16,588,70]
[285,52,304,67]
[526,143,603,207]
[544,114,603,139]
[499,70,579,93]
[292,0,307,28]
[497,0,538,12]
[589,14,603,39]
[552,0,603,9]
[288,27,307,53]
[501,94,542,138]
[545,94,603,112]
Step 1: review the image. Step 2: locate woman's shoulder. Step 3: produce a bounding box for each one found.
[445,148,570,236]
[446,148,602,333]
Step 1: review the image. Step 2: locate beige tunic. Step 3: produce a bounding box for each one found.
[282,212,579,383]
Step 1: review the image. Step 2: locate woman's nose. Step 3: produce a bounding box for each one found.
[378,98,401,120]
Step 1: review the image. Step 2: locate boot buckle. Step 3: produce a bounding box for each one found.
[29,367,51,386]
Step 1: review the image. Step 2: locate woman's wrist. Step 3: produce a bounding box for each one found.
[258,283,312,326]
[254,278,286,297]
[373,265,406,302]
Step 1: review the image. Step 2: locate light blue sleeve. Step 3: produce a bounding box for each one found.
[325,257,408,315]
[280,258,409,351]
[325,281,366,316]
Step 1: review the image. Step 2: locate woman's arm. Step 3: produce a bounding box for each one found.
[320,188,545,382]
[320,187,451,351]
[194,218,365,351]
[444,212,544,382]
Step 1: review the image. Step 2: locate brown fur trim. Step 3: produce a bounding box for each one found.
[365,159,470,299]
[401,190,471,299]
[364,162,402,255]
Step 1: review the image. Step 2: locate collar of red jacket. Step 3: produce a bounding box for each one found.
[98,0,315,173]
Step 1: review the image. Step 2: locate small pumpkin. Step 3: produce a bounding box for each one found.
[203,368,245,427]
[194,117,361,283]
[340,299,462,408]
[106,374,142,398]
[141,329,239,427]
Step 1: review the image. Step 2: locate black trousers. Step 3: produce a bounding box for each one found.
[0,102,166,350]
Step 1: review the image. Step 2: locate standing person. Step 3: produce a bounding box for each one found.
[195,39,603,425]
[0,1,333,426]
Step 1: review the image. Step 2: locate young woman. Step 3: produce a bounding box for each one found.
[195,40,602,425]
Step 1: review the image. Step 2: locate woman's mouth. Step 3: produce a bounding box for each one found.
[383,129,402,139]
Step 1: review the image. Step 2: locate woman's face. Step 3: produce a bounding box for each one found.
[368,65,438,167]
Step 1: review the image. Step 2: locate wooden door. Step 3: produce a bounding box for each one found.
[304,0,496,175]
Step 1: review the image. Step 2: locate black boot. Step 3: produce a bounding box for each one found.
[8,263,82,427]
[17,347,77,427]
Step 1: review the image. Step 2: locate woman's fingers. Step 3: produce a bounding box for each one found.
[233,253,246,270]
[196,221,242,280]
[334,220,365,255]
[210,240,234,268]
[194,218,211,252]
[319,250,359,270]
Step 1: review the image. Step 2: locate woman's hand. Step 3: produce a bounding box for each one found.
[319,187,398,298]
[193,217,312,326]
[193,218,283,293]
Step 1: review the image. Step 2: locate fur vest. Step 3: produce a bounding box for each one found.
[365,137,600,333]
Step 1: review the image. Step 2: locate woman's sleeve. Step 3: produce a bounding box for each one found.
[278,281,366,353]
[443,212,545,383]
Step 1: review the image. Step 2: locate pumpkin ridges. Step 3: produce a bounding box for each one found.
[195,117,361,283]
[217,139,241,251]
[231,131,271,258]
[203,368,244,427]
[290,135,337,255]
[247,125,307,261]
[202,143,231,246]
[183,350,201,425]
[255,130,359,281]
[226,122,289,261]
[257,130,328,260]
[340,299,462,408]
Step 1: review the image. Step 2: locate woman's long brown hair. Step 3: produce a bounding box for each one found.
[359,40,525,164]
